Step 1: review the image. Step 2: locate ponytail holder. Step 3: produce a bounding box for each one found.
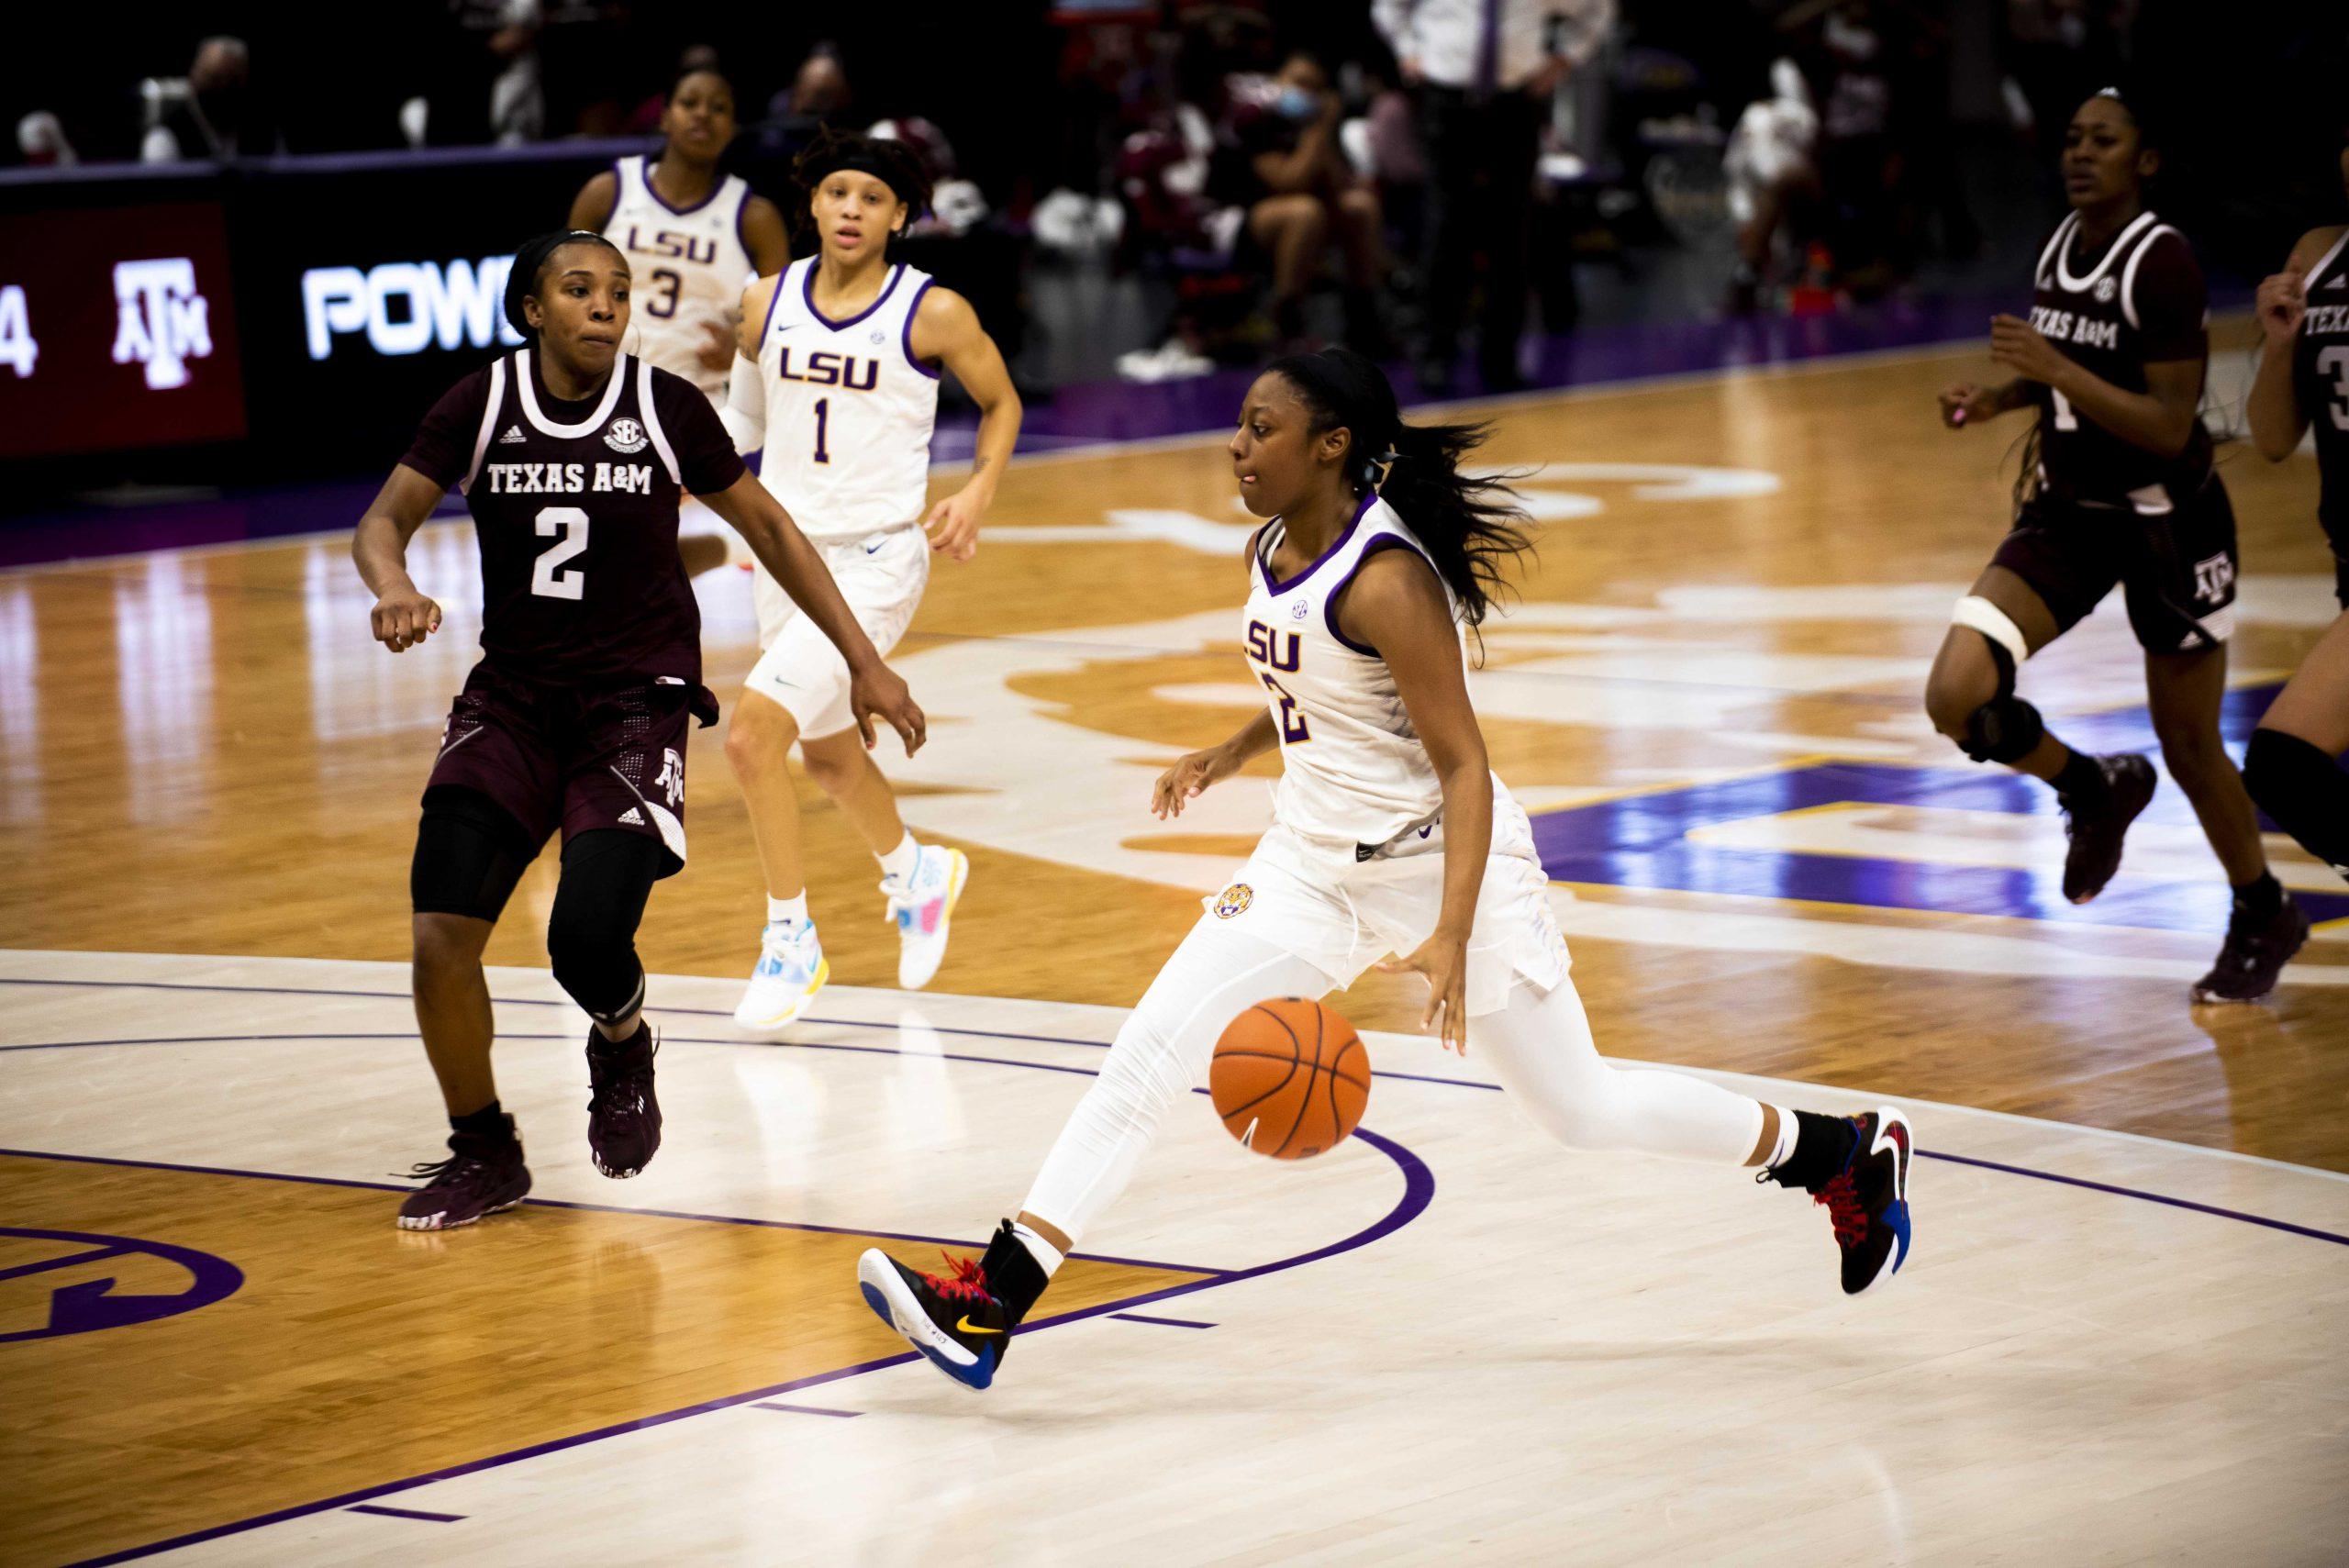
[1362,446,1400,488]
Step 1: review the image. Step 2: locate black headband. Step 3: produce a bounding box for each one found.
[503,229,623,337]
[804,150,924,217]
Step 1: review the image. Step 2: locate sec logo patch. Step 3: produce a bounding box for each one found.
[604,417,649,454]
[1213,884,1253,919]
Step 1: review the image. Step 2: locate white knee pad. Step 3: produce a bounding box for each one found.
[1952,595,2029,670]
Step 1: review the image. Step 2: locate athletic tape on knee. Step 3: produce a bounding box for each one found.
[1953,595,2030,673]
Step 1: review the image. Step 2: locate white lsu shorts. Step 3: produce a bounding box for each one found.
[1200,792,1570,1018]
[745,525,930,740]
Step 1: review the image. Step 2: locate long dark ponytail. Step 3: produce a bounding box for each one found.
[1265,347,1532,635]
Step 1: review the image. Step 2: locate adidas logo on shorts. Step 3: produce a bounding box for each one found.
[497,425,527,444]
[618,807,644,825]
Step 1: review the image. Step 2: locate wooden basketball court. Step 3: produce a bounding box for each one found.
[5,337,2345,1564]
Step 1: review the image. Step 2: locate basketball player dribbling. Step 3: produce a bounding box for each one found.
[716,129,1023,1033]
[2241,121,2349,882]
[1925,88,2307,1003]
[857,349,1914,1390]
[352,230,924,1230]
[569,65,790,578]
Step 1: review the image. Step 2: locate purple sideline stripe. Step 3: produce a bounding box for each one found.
[0,1243,134,1283]
[46,1073,1434,1567]
[1107,1312,1216,1329]
[750,1402,863,1418]
[0,285,2128,572]
[346,1505,465,1523]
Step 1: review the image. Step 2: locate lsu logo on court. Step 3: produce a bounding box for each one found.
[1212,884,1253,919]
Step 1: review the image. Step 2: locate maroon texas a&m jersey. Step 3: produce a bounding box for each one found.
[401,349,745,684]
[2025,210,2213,505]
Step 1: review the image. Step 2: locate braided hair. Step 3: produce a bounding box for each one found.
[1265,347,1532,636]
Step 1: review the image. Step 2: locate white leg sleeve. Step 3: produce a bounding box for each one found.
[1475,977,1764,1164]
[1020,917,1337,1244]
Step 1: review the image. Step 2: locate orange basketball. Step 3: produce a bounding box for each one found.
[1209,997,1369,1160]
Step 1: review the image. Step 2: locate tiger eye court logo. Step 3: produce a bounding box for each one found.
[1213,884,1253,918]
[604,417,648,454]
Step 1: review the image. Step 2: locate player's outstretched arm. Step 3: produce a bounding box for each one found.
[913,287,1022,562]
[699,472,926,755]
[1346,550,1491,1053]
[351,464,451,653]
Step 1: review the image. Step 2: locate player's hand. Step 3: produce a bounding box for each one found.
[1938,382,2000,428]
[696,317,734,372]
[850,661,926,756]
[371,586,441,652]
[1377,930,1470,1054]
[1988,314,2065,384]
[1152,745,1240,819]
[923,485,985,562]
[2255,268,2307,348]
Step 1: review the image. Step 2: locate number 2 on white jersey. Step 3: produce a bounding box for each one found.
[531,506,588,600]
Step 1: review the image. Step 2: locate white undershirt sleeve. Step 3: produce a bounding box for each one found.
[719,354,765,454]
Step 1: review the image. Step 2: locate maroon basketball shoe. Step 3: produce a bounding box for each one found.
[2059,753,2155,904]
[585,1022,662,1179]
[396,1119,531,1230]
[2191,894,2310,1005]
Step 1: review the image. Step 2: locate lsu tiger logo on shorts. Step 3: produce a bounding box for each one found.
[1213,884,1253,919]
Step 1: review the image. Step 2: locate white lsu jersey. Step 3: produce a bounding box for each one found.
[1241,494,1511,851]
[605,153,755,403]
[752,256,941,542]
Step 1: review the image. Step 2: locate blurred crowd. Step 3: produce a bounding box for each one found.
[10,1,2343,386]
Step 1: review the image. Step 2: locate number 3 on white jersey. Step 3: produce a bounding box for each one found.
[531,506,588,600]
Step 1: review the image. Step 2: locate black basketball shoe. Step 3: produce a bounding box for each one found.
[857,1221,1049,1391]
[396,1118,531,1231]
[1762,1107,1913,1296]
[585,1022,662,1179]
[2191,894,2310,1005]
[2060,753,2156,905]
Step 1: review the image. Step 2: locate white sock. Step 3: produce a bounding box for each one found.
[1009,1220,1064,1279]
[877,833,920,886]
[1763,1104,1798,1169]
[766,892,809,929]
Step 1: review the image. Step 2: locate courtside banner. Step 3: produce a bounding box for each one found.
[0,202,247,459]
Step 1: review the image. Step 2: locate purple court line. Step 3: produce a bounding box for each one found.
[1107,1312,1216,1329]
[12,978,2349,1250]
[1916,1150,2349,1247]
[0,1144,1219,1282]
[345,1505,465,1523]
[0,1243,134,1283]
[51,1124,1433,1567]
[750,1402,863,1418]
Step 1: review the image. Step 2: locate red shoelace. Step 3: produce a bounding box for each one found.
[1815,1172,1867,1247]
[922,1252,991,1304]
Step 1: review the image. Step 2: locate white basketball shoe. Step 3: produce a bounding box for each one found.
[733,920,829,1034]
[885,845,969,990]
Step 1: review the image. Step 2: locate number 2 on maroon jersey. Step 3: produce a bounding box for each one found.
[531,506,588,600]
